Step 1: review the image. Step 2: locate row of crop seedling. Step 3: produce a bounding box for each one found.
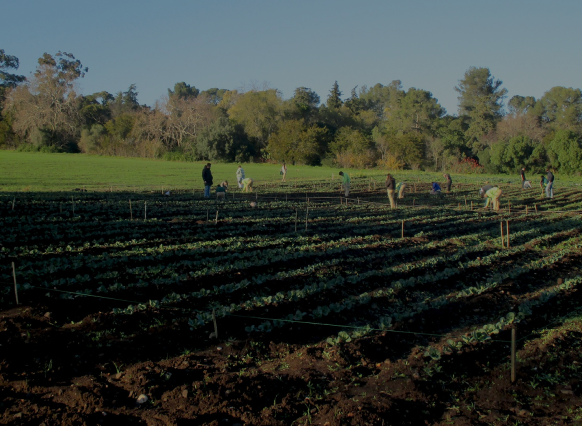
[321,246,582,351]
[239,232,582,338]
[109,226,503,314]
[0,207,498,287]
[51,213,580,306]
[201,226,582,337]
[2,209,577,303]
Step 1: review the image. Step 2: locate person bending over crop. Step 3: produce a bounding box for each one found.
[216,184,226,199]
[430,182,441,195]
[242,178,254,192]
[396,182,406,199]
[480,185,502,211]
[339,171,350,197]
[216,181,228,199]
[385,174,396,208]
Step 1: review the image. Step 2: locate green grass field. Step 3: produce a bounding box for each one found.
[1,151,578,192]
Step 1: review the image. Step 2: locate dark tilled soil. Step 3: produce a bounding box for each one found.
[2,291,582,426]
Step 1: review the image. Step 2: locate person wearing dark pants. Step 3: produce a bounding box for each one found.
[520,168,527,189]
[385,174,396,208]
[546,168,554,198]
[202,163,213,198]
[443,173,452,192]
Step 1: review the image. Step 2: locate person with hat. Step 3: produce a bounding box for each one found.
[202,163,213,198]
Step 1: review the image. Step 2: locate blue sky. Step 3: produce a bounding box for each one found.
[3,0,581,115]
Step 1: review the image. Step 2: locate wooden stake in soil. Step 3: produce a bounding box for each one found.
[535,204,538,213]
[464,195,467,207]
[471,201,473,211]
[525,205,528,215]
[12,196,15,211]
[215,210,219,225]
[305,207,309,231]
[12,262,19,305]
[401,220,405,239]
[501,221,505,248]
[212,309,218,340]
[72,196,75,215]
[206,209,209,221]
[129,200,133,220]
[357,197,360,205]
[508,200,511,214]
[295,209,298,232]
[506,220,510,248]
[144,201,147,220]
[511,327,516,383]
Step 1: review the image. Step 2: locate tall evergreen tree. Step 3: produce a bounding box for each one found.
[455,67,507,148]
[327,81,343,109]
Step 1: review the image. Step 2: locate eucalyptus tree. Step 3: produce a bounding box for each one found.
[5,51,87,150]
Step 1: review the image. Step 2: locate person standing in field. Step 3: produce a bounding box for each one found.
[540,174,548,190]
[443,173,452,192]
[339,171,350,197]
[480,184,502,211]
[202,163,213,198]
[520,167,526,189]
[281,162,287,182]
[396,182,406,199]
[546,168,554,198]
[242,177,254,192]
[385,174,396,208]
[236,165,245,189]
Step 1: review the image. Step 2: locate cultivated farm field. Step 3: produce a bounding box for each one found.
[1,177,582,425]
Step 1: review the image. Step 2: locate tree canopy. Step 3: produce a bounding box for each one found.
[2,48,582,175]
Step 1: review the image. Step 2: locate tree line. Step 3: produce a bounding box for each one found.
[1,49,582,175]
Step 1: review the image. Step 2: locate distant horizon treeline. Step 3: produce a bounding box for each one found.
[1,49,582,175]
